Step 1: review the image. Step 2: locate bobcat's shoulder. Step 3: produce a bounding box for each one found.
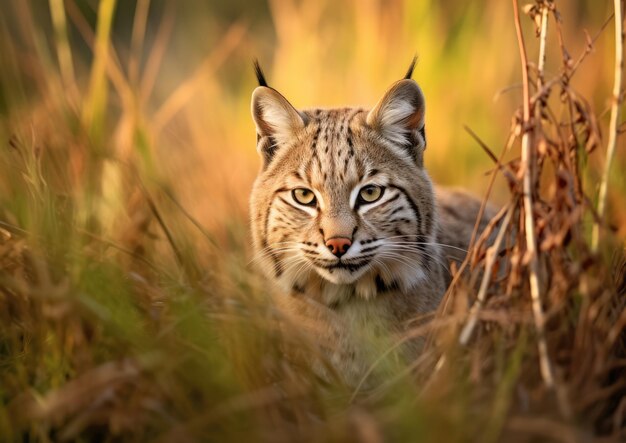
[436,187,498,269]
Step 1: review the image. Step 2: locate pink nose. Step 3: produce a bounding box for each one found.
[325,237,352,258]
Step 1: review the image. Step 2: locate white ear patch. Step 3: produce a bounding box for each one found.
[366,79,425,149]
[251,87,306,146]
[377,99,419,146]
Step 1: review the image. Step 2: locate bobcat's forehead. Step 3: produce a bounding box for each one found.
[299,108,365,191]
[262,108,413,196]
[270,109,363,187]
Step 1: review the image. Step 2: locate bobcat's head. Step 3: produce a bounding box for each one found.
[249,61,440,303]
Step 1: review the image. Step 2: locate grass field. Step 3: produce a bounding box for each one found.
[1,0,625,441]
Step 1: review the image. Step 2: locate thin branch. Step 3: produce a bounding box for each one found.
[513,0,555,388]
[459,205,514,345]
[464,125,517,185]
[593,0,624,252]
[537,3,549,88]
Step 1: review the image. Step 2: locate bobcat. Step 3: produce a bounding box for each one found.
[249,60,493,384]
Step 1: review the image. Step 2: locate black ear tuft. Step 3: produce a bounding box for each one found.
[404,56,418,80]
[254,59,268,87]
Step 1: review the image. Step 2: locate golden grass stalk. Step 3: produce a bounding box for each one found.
[592,0,624,252]
[48,0,76,96]
[82,0,117,138]
[129,0,151,87]
[65,0,133,113]
[138,2,175,105]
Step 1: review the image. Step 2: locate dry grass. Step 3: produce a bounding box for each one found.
[0,0,625,441]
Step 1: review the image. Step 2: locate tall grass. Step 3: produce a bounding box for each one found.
[0,0,625,441]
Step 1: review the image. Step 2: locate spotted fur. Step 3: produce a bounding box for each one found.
[249,63,493,384]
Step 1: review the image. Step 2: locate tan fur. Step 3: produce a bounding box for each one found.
[436,187,498,275]
[249,77,493,385]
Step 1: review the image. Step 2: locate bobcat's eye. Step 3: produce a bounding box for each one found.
[358,185,384,204]
[292,188,316,206]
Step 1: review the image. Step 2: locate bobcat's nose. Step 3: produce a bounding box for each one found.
[326,237,352,258]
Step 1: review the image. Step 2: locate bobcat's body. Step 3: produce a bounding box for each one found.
[249,64,493,384]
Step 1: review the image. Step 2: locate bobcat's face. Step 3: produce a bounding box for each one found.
[249,69,439,300]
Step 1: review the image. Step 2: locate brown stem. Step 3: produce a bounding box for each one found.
[513,0,555,389]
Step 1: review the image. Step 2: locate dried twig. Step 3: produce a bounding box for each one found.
[464,125,517,185]
[459,205,514,345]
[536,2,549,88]
[593,0,625,252]
[513,0,555,388]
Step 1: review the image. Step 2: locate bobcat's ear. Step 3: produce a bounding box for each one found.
[366,79,426,155]
[251,87,307,165]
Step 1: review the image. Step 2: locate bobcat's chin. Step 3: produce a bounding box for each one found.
[313,265,371,285]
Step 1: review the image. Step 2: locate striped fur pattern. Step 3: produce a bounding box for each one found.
[249,64,489,383]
